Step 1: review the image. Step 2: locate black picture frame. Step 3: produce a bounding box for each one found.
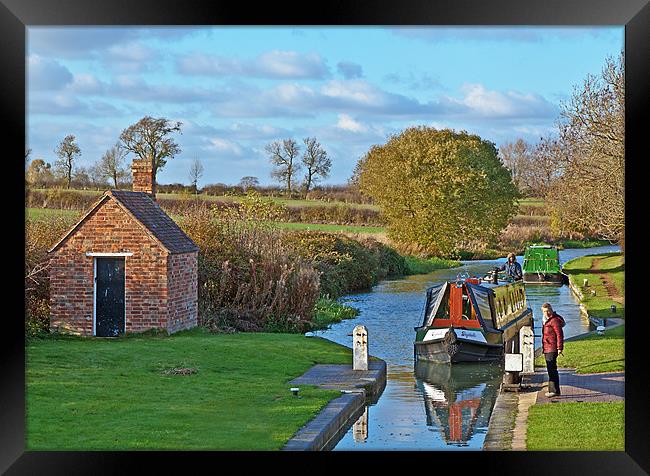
[3,0,647,473]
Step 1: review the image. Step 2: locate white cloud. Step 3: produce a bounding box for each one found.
[336,114,367,133]
[177,50,330,79]
[28,55,73,91]
[206,138,244,156]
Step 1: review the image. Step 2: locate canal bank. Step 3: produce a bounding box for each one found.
[282,359,387,450]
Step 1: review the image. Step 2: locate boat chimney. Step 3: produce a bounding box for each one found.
[492,267,499,284]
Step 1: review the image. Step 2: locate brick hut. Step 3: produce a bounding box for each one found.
[48,159,199,336]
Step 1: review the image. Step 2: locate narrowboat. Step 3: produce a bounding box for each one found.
[522,245,568,284]
[413,274,534,364]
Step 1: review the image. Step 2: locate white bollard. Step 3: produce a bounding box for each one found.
[353,407,369,443]
[520,326,535,374]
[353,325,368,371]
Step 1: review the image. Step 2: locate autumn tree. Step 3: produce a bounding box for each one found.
[26,159,54,187]
[359,126,519,257]
[54,135,81,188]
[119,116,182,187]
[97,143,128,188]
[266,139,301,196]
[546,52,624,244]
[301,137,331,195]
[239,176,259,191]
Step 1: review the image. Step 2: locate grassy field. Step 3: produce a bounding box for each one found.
[26,208,386,234]
[27,328,354,450]
[526,401,624,450]
[563,252,625,319]
[30,188,380,210]
[534,324,624,373]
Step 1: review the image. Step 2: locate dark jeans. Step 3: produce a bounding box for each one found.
[544,351,561,394]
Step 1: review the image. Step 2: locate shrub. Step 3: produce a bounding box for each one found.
[281,231,409,298]
[178,204,320,334]
[25,215,78,336]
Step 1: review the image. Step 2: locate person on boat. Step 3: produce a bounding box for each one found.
[497,252,523,281]
[541,303,565,397]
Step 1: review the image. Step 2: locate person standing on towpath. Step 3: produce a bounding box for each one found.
[541,303,565,397]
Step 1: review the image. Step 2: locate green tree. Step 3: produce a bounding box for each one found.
[54,135,81,189]
[359,126,519,257]
[97,143,128,188]
[301,137,331,195]
[266,139,301,196]
[119,116,182,187]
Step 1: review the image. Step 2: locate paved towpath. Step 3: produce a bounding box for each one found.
[487,368,625,450]
[507,368,625,450]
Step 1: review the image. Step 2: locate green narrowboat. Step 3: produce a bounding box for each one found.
[522,245,568,284]
[413,275,534,364]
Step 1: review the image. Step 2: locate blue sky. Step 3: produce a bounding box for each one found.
[26,26,623,186]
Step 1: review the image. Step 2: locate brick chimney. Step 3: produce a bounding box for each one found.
[132,158,156,198]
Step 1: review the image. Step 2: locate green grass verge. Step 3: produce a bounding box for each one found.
[404,256,461,274]
[26,328,353,450]
[534,325,624,373]
[310,297,360,330]
[563,252,625,319]
[26,208,82,220]
[526,401,624,450]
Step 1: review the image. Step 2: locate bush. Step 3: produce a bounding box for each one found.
[281,231,409,298]
[25,215,78,336]
[178,204,320,334]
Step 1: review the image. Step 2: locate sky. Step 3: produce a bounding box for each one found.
[26,26,624,187]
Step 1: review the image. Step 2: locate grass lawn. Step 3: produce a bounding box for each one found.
[563,252,625,319]
[26,328,354,450]
[534,324,624,373]
[526,401,624,450]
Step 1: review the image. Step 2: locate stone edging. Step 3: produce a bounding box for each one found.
[281,359,387,451]
[282,392,367,451]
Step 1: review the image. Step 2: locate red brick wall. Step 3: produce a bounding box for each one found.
[49,197,196,336]
[167,252,198,333]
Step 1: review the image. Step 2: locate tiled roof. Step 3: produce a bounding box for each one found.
[108,190,198,254]
[48,190,198,254]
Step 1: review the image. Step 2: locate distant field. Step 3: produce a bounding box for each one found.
[26,208,81,220]
[517,198,546,207]
[25,208,385,234]
[30,188,380,211]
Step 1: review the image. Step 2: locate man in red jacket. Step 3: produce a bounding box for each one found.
[541,303,565,397]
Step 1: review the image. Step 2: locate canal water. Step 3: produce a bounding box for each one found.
[306,245,620,450]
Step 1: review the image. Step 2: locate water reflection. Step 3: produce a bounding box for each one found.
[415,362,502,447]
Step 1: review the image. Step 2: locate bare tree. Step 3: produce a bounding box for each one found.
[266,139,301,196]
[97,143,128,188]
[54,135,81,188]
[188,158,204,194]
[301,137,331,195]
[499,139,532,195]
[119,116,182,187]
[546,51,624,244]
[239,176,259,192]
